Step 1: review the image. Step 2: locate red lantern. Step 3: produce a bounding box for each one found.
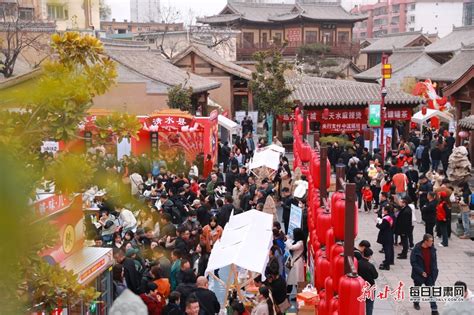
[301,144,312,163]
[325,277,334,314]
[325,228,335,258]
[338,274,365,315]
[318,291,328,315]
[421,106,427,115]
[330,190,345,211]
[332,198,358,241]
[322,108,330,119]
[315,254,331,290]
[310,230,318,249]
[316,207,332,246]
[329,242,344,262]
[431,116,440,129]
[332,253,359,294]
[328,296,339,314]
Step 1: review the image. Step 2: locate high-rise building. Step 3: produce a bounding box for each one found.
[352,0,465,39]
[130,0,160,23]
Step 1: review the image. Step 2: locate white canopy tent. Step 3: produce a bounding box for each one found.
[205,210,274,304]
[411,108,453,125]
[259,143,286,154]
[218,115,241,145]
[249,148,281,170]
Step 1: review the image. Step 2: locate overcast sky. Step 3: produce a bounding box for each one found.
[106,0,228,22]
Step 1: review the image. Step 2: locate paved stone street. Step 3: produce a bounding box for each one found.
[357,206,474,315]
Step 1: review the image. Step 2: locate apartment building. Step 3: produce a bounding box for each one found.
[0,0,99,31]
[352,0,465,39]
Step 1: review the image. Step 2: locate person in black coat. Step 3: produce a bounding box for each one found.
[193,276,221,315]
[280,187,295,234]
[395,198,412,259]
[377,205,395,270]
[410,234,439,313]
[405,166,419,207]
[225,166,238,193]
[421,192,437,236]
[162,291,185,315]
[114,250,143,294]
[175,270,197,312]
[357,248,378,315]
[217,195,235,228]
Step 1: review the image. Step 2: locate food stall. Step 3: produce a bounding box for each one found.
[34,194,114,314]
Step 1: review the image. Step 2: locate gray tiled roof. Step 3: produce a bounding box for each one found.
[418,47,474,82]
[354,47,440,80]
[425,25,474,54]
[361,31,431,53]
[171,44,252,80]
[197,2,365,24]
[287,73,424,107]
[106,49,221,93]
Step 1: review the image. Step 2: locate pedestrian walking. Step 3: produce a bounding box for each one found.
[410,234,439,315]
[357,248,378,315]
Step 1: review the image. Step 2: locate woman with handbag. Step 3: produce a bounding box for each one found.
[284,228,306,298]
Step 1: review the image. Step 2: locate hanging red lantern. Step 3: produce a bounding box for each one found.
[431,116,440,129]
[332,198,358,241]
[312,204,324,229]
[315,254,331,290]
[318,291,328,315]
[325,228,335,256]
[331,190,345,211]
[301,144,312,162]
[322,108,330,119]
[329,296,339,315]
[421,106,427,115]
[338,274,365,315]
[325,277,334,314]
[332,253,359,294]
[316,207,332,246]
[329,242,344,262]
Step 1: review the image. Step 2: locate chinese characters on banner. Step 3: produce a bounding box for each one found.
[149,115,193,130]
[286,28,301,43]
[34,194,74,217]
[277,108,412,133]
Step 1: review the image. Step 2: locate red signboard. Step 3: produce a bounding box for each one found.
[34,194,74,218]
[287,28,301,43]
[277,108,411,133]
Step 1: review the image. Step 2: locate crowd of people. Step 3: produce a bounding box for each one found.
[326,129,473,315]
[88,131,313,315]
[85,124,474,315]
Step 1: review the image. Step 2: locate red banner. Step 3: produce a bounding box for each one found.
[34,194,74,218]
[277,108,412,124]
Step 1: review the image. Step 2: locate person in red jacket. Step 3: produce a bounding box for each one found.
[140,282,163,315]
[203,154,213,179]
[436,191,450,247]
[362,184,373,213]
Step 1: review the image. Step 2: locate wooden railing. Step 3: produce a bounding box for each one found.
[236,41,361,60]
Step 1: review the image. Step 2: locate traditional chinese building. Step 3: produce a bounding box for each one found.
[197,1,367,60]
[360,31,432,69]
[171,43,252,117]
[91,43,221,115]
[354,46,440,87]
[277,73,424,148]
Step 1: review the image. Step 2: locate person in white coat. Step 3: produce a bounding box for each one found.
[115,205,137,234]
[285,227,306,295]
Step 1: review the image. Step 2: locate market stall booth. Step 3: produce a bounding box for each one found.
[131,109,219,173]
[217,114,241,146]
[205,210,274,306]
[34,194,114,314]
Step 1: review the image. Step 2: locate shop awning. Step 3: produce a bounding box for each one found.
[218,115,240,132]
[205,210,273,279]
[411,108,453,125]
[61,247,114,285]
[260,143,285,154]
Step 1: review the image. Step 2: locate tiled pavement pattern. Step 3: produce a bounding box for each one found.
[357,206,474,315]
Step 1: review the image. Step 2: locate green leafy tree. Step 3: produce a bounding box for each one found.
[0,32,140,313]
[167,83,193,112]
[249,49,293,144]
